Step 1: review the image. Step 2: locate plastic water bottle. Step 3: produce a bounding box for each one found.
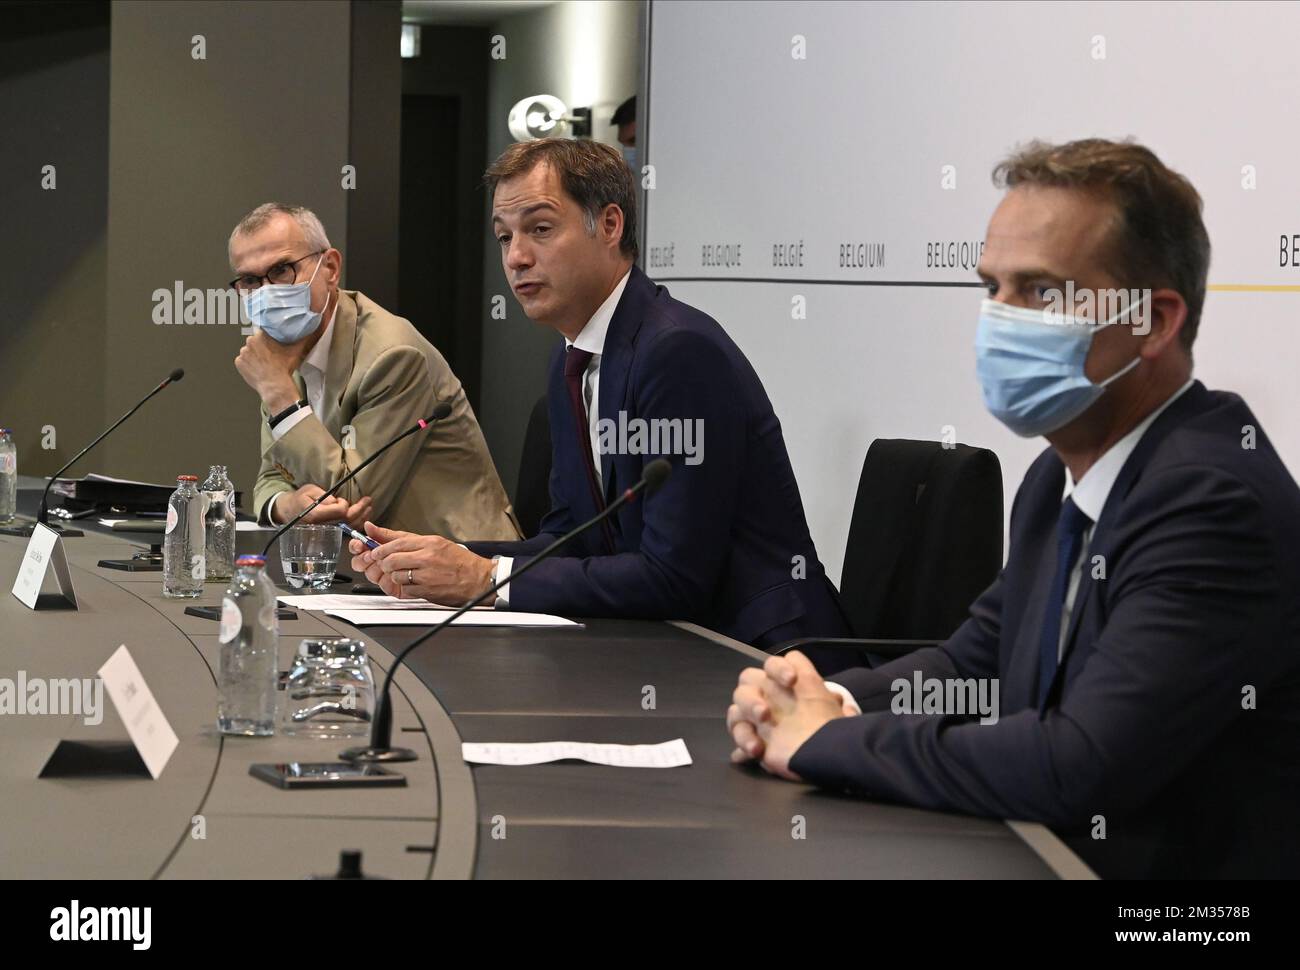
[217,554,279,736]
[201,465,236,582]
[0,429,15,526]
[162,474,205,598]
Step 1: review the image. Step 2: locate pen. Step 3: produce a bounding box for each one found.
[338,522,380,550]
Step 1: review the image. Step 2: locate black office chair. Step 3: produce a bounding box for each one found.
[778,438,1003,668]
[513,394,552,538]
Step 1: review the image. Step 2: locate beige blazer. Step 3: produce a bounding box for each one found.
[253,289,521,541]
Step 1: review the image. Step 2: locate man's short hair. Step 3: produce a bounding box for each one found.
[483,138,639,261]
[228,203,331,266]
[993,138,1210,350]
[611,95,636,127]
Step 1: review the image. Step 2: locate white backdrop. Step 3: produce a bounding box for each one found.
[644,0,1300,583]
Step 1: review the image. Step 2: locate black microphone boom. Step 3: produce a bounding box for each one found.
[0,368,185,538]
[261,400,453,557]
[340,457,673,763]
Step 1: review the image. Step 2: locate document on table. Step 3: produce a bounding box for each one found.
[462,738,692,768]
[278,593,491,611]
[324,609,579,628]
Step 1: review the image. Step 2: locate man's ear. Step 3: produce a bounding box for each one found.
[601,203,625,250]
[325,248,343,287]
[1139,287,1187,359]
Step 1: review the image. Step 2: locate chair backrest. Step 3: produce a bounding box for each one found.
[839,439,1003,641]
[513,394,552,538]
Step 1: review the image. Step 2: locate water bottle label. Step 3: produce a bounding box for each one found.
[218,598,241,643]
[165,506,178,535]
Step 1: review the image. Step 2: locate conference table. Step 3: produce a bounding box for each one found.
[2,480,1092,879]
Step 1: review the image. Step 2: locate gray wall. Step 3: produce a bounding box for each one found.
[0,2,110,477]
[100,0,400,501]
[477,0,641,499]
[347,0,403,311]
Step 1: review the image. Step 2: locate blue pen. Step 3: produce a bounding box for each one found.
[339,522,380,550]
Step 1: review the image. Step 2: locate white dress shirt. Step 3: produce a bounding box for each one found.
[265,298,337,523]
[826,378,1196,716]
[494,269,632,605]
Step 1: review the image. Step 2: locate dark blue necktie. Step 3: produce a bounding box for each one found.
[1036,496,1092,707]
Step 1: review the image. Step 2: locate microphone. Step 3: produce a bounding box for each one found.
[261,400,454,558]
[340,457,673,763]
[0,368,185,539]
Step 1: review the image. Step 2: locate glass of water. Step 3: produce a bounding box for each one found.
[281,524,341,590]
[280,637,375,739]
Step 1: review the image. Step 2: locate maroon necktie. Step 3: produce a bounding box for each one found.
[564,346,615,552]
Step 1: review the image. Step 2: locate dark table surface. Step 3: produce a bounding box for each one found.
[3,480,1091,878]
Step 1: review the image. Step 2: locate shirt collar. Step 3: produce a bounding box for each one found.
[1067,378,1195,521]
[565,269,632,355]
[300,295,337,376]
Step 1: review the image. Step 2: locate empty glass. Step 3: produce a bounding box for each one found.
[280,523,341,590]
[280,637,375,738]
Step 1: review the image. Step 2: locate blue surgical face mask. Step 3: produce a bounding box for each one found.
[622,145,637,170]
[975,297,1143,437]
[242,253,330,344]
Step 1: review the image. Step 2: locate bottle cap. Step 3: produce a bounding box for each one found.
[177,474,199,482]
[235,555,266,567]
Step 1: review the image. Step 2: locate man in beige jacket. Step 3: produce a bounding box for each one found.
[230,202,519,541]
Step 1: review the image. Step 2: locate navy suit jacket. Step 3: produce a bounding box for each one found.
[468,266,849,649]
[790,381,1300,878]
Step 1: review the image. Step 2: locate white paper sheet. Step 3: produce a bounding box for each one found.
[325,609,579,627]
[461,738,692,768]
[278,593,491,611]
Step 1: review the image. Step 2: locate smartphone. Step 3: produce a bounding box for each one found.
[249,762,407,789]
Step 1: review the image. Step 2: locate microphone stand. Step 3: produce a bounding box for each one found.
[340,459,671,763]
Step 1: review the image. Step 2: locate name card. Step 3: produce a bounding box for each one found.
[97,645,179,779]
[11,522,77,610]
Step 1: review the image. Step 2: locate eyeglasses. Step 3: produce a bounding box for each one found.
[229,250,325,292]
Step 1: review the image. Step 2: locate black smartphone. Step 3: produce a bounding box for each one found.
[249,762,407,789]
[185,605,298,621]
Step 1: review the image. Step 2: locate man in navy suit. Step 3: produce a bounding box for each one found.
[348,138,848,649]
[727,138,1300,878]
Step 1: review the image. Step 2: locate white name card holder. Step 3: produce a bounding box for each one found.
[10,522,78,610]
[40,645,178,780]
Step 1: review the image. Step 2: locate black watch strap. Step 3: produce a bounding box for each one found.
[268,398,309,429]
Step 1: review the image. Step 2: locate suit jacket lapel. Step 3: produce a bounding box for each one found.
[1054,380,1212,672]
[1007,457,1065,710]
[597,267,651,501]
[321,290,358,436]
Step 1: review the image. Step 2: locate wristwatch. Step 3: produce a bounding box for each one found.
[489,555,502,605]
[268,398,308,430]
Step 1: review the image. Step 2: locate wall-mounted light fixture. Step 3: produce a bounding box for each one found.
[507,95,592,142]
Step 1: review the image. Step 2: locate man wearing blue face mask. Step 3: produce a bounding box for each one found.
[725,139,1300,878]
[231,203,520,541]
